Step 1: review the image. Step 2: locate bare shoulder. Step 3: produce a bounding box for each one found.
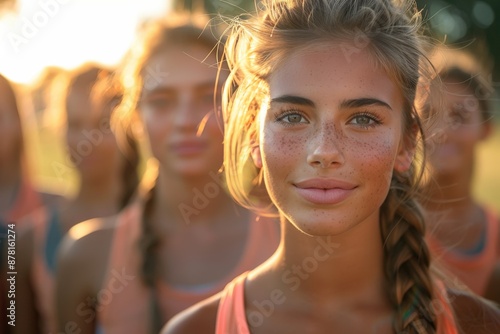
[448,288,500,334]
[161,293,221,334]
[58,215,118,272]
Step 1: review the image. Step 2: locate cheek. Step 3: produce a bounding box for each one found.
[144,114,172,143]
[353,135,398,192]
[261,129,307,171]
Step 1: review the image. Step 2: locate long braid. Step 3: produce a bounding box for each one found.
[222,0,442,332]
[138,182,164,333]
[381,168,437,333]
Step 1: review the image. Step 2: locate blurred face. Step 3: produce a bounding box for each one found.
[428,80,490,176]
[65,87,121,181]
[0,82,22,168]
[256,44,411,236]
[139,44,225,177]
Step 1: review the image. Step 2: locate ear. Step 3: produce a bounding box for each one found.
[251,145,263,169]
[394,126,417,173]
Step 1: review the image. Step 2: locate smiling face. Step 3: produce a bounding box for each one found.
[139,44,225,177]
[256,44,412,236]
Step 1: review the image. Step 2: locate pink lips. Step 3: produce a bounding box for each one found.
[170,140,208,156]
[293,178,356,205]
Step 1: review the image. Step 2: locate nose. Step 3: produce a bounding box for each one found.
[307,123,345,168]
[173,92,201,130]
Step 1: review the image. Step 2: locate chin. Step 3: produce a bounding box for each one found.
[286,213,357,237]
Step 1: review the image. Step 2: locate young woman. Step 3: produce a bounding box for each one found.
[422,47,500,303]
[15,65,140,334]
[164,1,500,333]
[0,73,60,226]
[55,15,280,334]
[0,73,61,334]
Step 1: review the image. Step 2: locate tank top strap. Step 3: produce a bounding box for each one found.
[434,280,459,334]
[216,272,250,334]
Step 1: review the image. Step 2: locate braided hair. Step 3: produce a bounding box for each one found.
[222,1,438,332]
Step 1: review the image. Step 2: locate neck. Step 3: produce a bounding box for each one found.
[266,214,388,307]
[151,167,241,230]
[425,167,474,211]
[68,172,123,214]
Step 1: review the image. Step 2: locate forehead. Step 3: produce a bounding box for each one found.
[142,44,222,92]
[268,43,401,106]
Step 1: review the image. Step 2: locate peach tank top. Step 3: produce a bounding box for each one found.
[97,203,280,334]
[427,207,499,296]
[215,273,459,334]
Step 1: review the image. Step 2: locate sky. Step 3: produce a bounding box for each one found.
[0,0,172,84]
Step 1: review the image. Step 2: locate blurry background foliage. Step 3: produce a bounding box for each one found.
[175,0,500,83]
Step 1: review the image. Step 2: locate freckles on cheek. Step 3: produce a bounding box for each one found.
[262,130,306,167]
[354,134,398,184]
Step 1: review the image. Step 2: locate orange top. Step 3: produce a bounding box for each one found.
[216,272,459,334]
[427,207,500,296]
[2,178,42,225]
[97,202,280,334]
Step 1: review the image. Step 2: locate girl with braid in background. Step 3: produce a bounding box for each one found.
[55,14,280,334]
[164,0,500,333]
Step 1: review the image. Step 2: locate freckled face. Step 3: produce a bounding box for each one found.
[259,44,408,236]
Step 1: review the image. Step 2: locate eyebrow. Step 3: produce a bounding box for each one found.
[270,95,393,111]
[340,98,392,110]
[270,95,315,107]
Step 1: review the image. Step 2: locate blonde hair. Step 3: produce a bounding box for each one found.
[223,0,437,333]
[116,13,225,131]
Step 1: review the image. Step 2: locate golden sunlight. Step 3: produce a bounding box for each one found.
[0,0,171,84]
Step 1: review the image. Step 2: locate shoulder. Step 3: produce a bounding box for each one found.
[58,215,118,268]
[60,215,117,255]
[161,294,221,334]
[57,215,119,291]
[448,288,500,334]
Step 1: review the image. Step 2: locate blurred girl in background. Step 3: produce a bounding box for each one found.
[16,65,140,334]
[56,14,279,334]
[422,47,500,304]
